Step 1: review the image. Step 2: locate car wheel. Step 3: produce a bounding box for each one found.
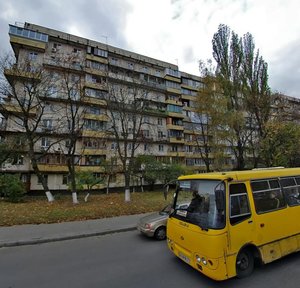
[236,248,254,278]
[154,226,166,240]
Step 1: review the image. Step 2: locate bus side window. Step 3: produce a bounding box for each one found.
[280,177,300,206]
[229,183,251,225]
[251,179,286,213]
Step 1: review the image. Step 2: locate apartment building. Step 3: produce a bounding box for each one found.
[1,22,216,192]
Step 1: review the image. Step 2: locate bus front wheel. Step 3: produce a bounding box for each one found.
[236,249,254,278]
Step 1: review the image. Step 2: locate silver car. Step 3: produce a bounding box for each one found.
[137,203,189,240]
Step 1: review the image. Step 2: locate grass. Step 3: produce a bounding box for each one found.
[0,191,172,226]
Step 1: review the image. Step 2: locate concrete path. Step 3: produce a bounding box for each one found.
[0,213,150,248]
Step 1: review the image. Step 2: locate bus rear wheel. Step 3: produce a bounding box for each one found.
[236,249,254,278]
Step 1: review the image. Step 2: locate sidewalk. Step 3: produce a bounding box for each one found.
[0,213,149,248]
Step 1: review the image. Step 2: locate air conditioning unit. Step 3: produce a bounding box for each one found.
[55,147,61,152]
[51,48,57,53]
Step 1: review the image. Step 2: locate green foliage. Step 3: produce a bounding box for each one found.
[212,24,271,170]
[159,163,187,185]
[134,155,162,188]
[75,171,104,192]
[260,121,300,167]
[0,142,13,166]
[0,174,26,203]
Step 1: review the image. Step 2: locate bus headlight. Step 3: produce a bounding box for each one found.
[201,257,207,265]
[196,255,201,263]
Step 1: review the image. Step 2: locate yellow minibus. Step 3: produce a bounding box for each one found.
[167,167,300,280]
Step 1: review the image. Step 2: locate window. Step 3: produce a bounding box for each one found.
[87,46,107,57]
[144,144,149,151]
[85,155,105,166]
[12,155,24,165]
[280,177,300,206]
[167,104,182,113]
[251,179,286,213]
[42,119,52,130]
[144,116,150,124]
[63,174,71,185]
[166,80,180,90]
[230,183,251,225]
[41,137,50,148]
[84,119,106,131]
[28,52,38,61]
[38,174,48,185]
[85,88,107,100]
[87,106,101,115]
[159,144,164,152]
[157,118,163,125]
[111,142,117,150]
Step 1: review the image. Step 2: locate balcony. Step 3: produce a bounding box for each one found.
[166,123,184,131]
[83,113,109,122]
[82,148,107,155]
[37,164,69,172]
[82,96,107,107]
[84,81,108,91]
[82,130,108,138]
[166,111,184,118]
[169,137,185,144]
[165,99,182,106]
[9,24,48,54]
[4,67,41,83]
[167,151,186,157]
[86,54,108,64]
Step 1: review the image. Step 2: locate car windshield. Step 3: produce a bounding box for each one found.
[172,179,226,230]
[160,204,172,215]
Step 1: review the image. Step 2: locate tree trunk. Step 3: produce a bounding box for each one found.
[30,153,55,202]
[72,191,79,204]
[106,175,111,194]
[140,177,144,192]
[45,191,55,202]
[124,173,131,202]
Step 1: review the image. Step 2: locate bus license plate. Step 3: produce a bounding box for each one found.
[179,252,190,264]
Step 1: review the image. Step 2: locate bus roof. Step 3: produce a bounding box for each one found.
[178,167,300,182]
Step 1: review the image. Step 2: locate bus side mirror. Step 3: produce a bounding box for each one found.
[215,190,225,211]
[164,184,169,200]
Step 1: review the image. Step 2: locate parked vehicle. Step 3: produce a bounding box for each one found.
[137,203,189,240]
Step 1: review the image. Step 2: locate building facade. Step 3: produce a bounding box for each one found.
[2,22,299,193]
[1,22,217,192]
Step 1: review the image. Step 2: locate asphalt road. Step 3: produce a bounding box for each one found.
[1,230,300,288]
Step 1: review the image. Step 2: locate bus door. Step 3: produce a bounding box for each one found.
[228,182,254,253]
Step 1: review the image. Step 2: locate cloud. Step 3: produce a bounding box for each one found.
[269,39,300,96]
[0,0,131,53]
[0,0,300,98]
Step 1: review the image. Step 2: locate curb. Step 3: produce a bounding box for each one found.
[0,227,136,248]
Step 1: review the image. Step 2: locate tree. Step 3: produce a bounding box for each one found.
[75,170,104,202]
[212,24,271,170]
[260,121,300,167]
[0,174,26,202]
[133,155,163,191]
[159,162,187,186]
[105,83,150,202]
[195,60,229,172]
[241,33,271,139]
[53,54,86,204]
[0,53,56,201]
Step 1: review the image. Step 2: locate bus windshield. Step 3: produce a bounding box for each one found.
[172,179,226,230]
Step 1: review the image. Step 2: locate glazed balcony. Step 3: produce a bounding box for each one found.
[9,24,48,55]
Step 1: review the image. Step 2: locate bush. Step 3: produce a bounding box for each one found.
[0,174,26,203]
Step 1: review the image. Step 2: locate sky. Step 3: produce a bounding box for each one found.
[0,0,299,97]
